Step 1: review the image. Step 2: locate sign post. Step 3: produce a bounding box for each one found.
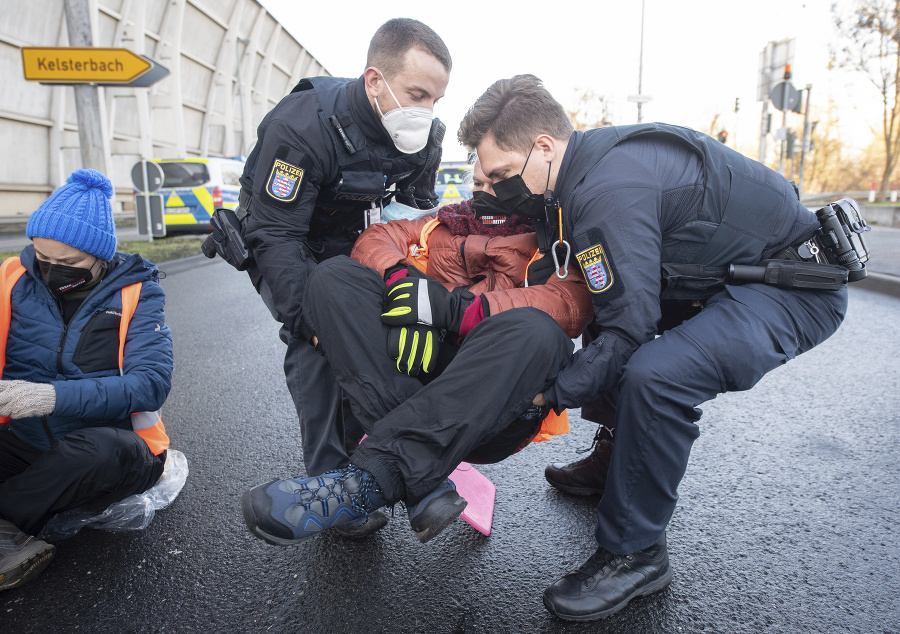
[131,160,165,241]
[757,38,795,163]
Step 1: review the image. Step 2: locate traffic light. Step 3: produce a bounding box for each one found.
[786,129,796,158]
[734,97,740,113]
[717,130,728,144]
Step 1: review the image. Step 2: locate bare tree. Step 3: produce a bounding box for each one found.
[566,88,612,131]
[803,98,851,193]
[706,114,722,137]
[833,0,900,200]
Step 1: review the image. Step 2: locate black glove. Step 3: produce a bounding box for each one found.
[381,277,475,333]
[387,324,440,376]
[526,252,556,286]
[201,208,252,271]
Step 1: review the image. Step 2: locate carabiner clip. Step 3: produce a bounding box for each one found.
[552,240,571,280]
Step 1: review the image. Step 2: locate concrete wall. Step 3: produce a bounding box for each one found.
[860,205,900,228]
[0,0,329,217]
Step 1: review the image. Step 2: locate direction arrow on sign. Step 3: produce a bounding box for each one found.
[21,47,166,86]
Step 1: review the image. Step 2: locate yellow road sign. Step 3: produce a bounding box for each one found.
[21,47,151,84]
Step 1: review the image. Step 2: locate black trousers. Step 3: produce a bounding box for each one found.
[596,283,848,554]
[254,265,360,476]
[302,256,574,505]
[0,425,164,536]
[279,325,362,475]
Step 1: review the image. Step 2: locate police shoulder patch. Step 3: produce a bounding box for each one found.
[576,242,614,293]
[266,159,304,202]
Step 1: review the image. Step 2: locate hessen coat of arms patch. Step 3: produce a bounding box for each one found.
[575,242,614,293]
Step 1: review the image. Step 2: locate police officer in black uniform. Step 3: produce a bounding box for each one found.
[460,75,864,621]
[202,19,451,537]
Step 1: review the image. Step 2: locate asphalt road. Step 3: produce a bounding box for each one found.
[1,257,899,633]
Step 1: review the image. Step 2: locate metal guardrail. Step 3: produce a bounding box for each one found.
[800,191,869,204]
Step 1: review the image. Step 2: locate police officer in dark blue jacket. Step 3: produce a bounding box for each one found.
[460,75,855,621]
[201,19,451,538]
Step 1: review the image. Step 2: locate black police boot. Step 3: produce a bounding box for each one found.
[543,534,672,622]
[544,427,613,496]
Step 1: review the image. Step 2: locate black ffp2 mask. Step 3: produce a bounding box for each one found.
[471,191,510,220]
[38,259,95,296]
[490,144,551,219]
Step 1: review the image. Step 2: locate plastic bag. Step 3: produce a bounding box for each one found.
[381,200,435,223]
[39,449,189,541]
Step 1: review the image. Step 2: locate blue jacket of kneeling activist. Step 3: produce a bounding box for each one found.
[3,244,174,451]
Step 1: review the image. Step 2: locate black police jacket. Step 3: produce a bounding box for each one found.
[548,124,820,410]
[239,75,443,338]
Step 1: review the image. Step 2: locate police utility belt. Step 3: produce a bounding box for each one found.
[663,198,871,297]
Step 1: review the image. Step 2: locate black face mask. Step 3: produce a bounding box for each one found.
[491,144,551,219]
[37,259,95,296]
[471,191,510,220]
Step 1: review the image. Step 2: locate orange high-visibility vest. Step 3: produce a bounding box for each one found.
[404,226,570,442]
[0,257,169,454]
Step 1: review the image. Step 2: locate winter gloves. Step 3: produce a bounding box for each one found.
[0,381,56,419]
[381,272,488,375]
[382,277,476,335]
[387,323,439,376]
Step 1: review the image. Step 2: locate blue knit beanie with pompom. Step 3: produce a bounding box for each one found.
[27,169,117,261]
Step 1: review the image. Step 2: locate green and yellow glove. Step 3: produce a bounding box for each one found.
[382,277,475,334]
[387,324,439,376]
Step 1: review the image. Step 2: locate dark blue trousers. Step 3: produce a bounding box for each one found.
[597,283,848,554]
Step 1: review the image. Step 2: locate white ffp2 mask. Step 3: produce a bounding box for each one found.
[374,75,434,154]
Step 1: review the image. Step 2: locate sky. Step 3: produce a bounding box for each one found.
[260,0,880,163]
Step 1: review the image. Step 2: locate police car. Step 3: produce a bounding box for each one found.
[140,157,244,233]
[435,161,473,206]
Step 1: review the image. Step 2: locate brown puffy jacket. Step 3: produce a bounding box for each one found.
[350,215,593,338]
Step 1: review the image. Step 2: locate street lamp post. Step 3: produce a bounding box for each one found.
[637,0,645,123]
[627,0,652,122]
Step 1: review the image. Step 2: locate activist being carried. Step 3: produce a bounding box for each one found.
[0,169,173,590]
[456,74,863,622]
[240,158,593,545]
[201,18,452,538]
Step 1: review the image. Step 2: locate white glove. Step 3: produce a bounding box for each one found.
[0,380,56,419]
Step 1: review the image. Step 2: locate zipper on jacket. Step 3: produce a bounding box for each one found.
[56,322,70,375]
[78,309,105,331]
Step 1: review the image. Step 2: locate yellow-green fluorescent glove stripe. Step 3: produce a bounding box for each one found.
[407,330,420,375]
[383,306,413,318]
[396,327,407,372]
[422,330,433,372]
[388,282,414,297]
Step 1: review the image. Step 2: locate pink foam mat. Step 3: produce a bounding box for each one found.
[451,462,495,536]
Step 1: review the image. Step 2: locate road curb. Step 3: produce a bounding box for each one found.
[156,253,220,276]
[854,271,900,299]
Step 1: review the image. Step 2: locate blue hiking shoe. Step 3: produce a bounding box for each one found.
[407,479,468,543]
[242,465,385,546]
